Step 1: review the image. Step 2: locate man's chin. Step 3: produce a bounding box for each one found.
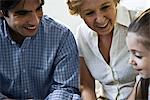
[24,31,38,37]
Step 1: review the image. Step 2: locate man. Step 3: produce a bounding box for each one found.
[0,0,80,99]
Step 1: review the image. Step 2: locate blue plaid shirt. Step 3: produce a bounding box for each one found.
[0,15,80,100]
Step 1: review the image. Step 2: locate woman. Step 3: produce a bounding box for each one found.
[67,0,138,99]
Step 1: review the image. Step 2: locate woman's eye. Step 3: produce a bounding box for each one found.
[85,11,94,16]
[101,5,109,10]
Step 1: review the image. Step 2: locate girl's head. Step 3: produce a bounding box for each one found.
[67,0,119,36]
[126,8,150,79]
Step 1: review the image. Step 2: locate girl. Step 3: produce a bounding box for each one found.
[126,8,150,100]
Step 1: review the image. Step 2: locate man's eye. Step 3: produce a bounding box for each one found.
[16,11,28,15]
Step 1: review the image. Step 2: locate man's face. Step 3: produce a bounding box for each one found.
[4,0,43,37]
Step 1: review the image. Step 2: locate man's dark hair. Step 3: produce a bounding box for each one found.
[0,0,44,17]
[0,0,21,16]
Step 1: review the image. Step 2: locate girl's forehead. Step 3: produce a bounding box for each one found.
[127,32,149,51]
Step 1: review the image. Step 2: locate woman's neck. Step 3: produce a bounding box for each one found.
[98,33,113,64]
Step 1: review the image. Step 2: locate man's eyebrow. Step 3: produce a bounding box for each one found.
[14,2,44,14]
[14,9,31,14]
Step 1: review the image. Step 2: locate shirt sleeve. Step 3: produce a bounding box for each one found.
[75,24,84,57]
[45,29,80,100]
[0,93,8,99]
[45,90,80,100]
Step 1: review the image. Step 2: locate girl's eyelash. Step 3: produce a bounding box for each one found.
[135,55,142,59]
[128,50,142,59]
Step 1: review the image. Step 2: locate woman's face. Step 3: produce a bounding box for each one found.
[80,0,117,36]
[126,32,150,79]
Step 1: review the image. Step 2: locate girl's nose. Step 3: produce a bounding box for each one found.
[129,58,137,66]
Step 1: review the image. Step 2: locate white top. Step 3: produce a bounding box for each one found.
[76,4,138,100]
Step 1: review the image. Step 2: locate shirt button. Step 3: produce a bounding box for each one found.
[21,49,25,52]
[24,89,27,93]
[19,49,21,52]
[23,69,26,73]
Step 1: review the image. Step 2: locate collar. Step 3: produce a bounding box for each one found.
[0,19,9,38]
[116,4,133,27]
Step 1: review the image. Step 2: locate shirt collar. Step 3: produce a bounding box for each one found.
[116,4,132,27]
[3,19,11,39]
[0,19,33,45]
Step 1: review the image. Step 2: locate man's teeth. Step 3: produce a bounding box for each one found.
[26,26,36,29]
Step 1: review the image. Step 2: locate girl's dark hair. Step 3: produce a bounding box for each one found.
[128,8,150,50]
[0,0,44,17]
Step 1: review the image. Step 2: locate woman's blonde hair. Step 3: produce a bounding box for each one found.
[67,0,82,15]
[66,0,119,15]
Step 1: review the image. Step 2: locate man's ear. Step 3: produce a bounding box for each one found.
[0,10,4,17]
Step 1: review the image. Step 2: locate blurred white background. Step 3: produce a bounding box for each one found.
[43,0,82,34]
[120,0,150,10]
[43,0,150,34]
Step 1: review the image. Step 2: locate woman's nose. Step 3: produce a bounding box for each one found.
[95,13,106,24]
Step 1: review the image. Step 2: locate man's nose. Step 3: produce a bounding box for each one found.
[28,13,40,25]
